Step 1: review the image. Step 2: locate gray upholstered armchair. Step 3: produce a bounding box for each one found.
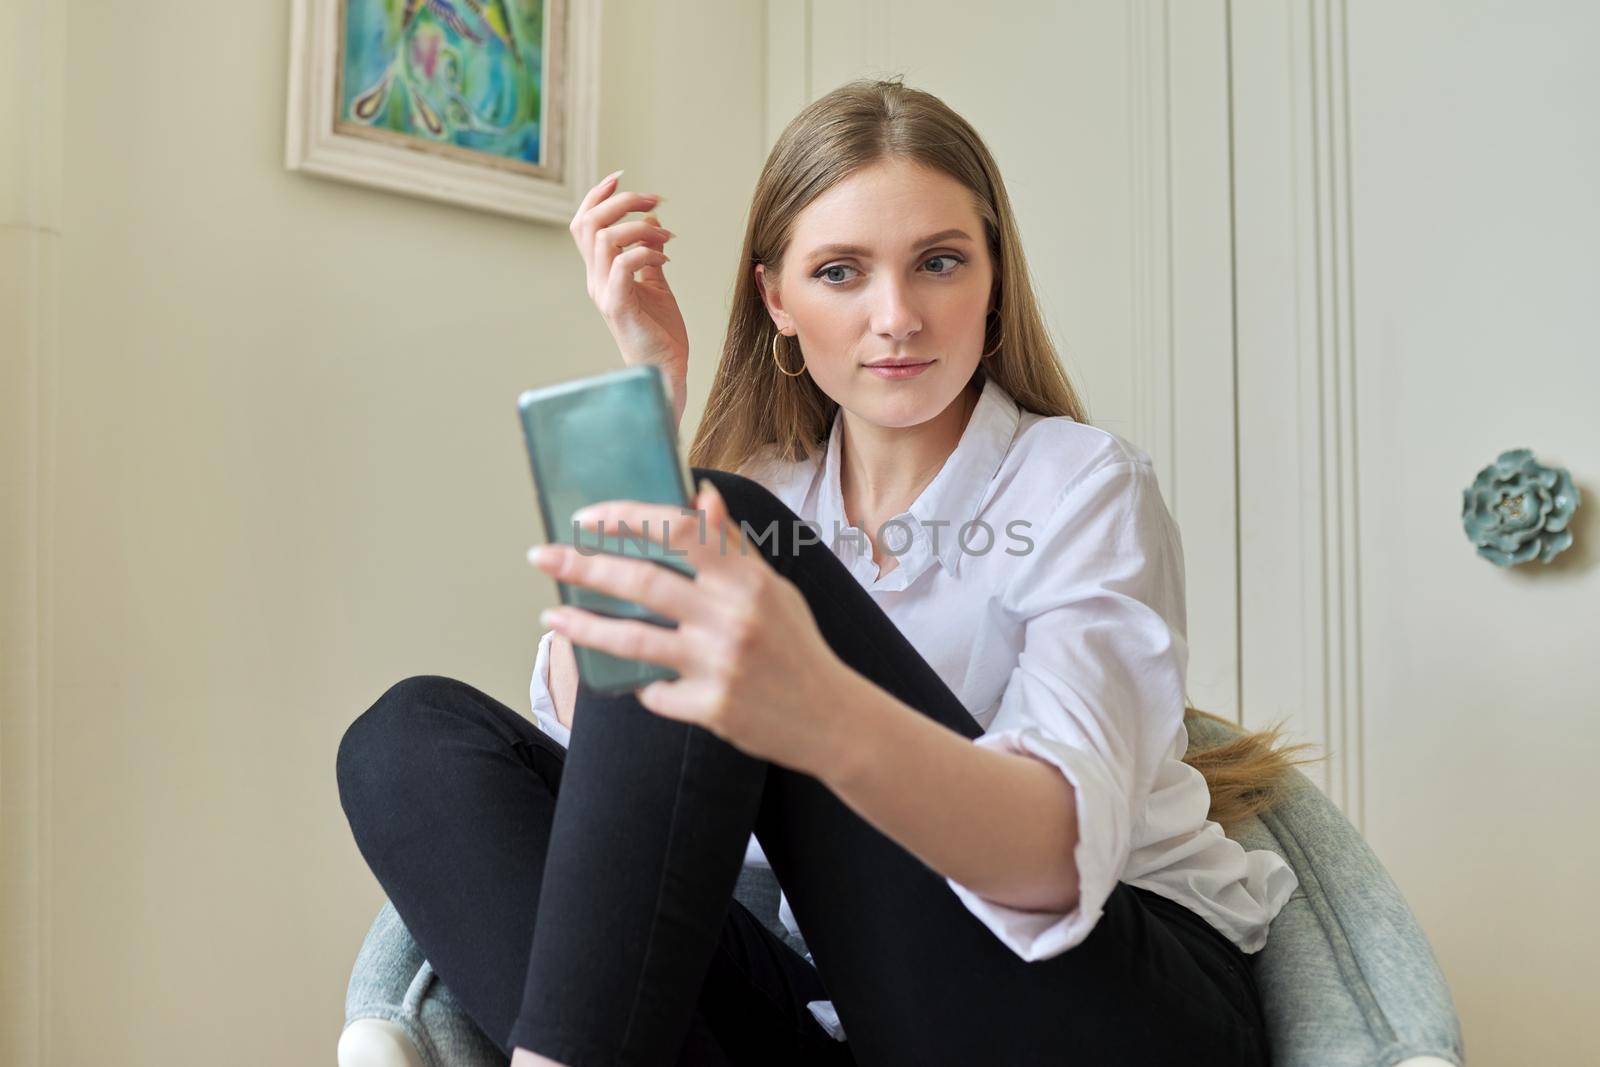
[337,714,1466,1067]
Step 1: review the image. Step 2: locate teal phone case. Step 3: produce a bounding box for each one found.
[517,365,697,696]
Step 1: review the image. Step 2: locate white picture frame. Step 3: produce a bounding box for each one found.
[285,0,600,224]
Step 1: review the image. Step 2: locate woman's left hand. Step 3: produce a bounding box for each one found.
[527,479,852,776]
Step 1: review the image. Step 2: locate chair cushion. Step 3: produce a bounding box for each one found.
[343,898,506,1067]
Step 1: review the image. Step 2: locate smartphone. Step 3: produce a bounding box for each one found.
[517,364,698,696]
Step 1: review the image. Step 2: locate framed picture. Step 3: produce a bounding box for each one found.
[286,0,600,223]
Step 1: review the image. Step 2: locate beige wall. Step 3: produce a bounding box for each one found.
[4,1,765,1063]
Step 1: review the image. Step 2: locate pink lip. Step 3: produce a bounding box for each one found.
[864,359,935,379]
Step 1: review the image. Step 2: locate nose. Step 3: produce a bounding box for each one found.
[869,272,923,344]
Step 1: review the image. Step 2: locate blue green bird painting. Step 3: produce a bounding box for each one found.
[337,0,547,169]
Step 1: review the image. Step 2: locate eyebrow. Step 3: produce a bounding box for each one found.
[805,228,976,260]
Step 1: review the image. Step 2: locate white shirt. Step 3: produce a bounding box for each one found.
[528,371,1297,1037]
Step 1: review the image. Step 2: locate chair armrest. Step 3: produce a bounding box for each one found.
[1187,713,1466,1067]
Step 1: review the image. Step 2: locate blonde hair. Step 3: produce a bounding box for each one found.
[687,76,1323,830]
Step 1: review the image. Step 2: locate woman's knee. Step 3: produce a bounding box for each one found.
[335,675,471,812]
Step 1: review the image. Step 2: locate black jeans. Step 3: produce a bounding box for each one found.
[336,467,1271,1066]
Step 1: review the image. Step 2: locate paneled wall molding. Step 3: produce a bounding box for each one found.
[1128,0,1176,484]
[1233,0,1364,822]
[1130,0,1245,719]
[1,1,63,1063]
[1160,0,1243,720]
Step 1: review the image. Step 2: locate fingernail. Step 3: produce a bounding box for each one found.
[604,168,623,183]
[540,608,564,627]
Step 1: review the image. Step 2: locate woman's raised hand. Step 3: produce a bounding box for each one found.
[569,170,687,426]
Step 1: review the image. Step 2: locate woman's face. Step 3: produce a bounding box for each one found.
[756,158,995,429]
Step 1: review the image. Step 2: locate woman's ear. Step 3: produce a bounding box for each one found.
[754,263,792,334]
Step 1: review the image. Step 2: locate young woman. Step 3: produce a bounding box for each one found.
[337,78,1309,1067]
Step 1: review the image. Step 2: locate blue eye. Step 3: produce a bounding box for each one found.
[812,254,966,286]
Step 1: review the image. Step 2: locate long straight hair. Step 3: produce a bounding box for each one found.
[688,76,1320,830]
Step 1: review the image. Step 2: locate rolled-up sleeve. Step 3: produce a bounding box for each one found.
[528,628,572,748]
[945,457,1191,962]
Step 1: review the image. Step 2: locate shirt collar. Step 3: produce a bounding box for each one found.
[813,370,1021,585]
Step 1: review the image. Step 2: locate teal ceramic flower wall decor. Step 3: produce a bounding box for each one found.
[1461,448,1580,566]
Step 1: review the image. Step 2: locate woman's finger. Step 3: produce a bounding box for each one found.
[636,675,717,727]
[636,212,674,290]
[600,246,671,311]
[688,479,757,567]
[565,499,697,529]
[530,543,705,625]
[598,218,672,254]
[593,217,670,291]
[569,169,623,234]
[567,495,756,574]
[569,171,623,273]
[542,604,687,674]
[583,189,661,231]
[578,190,663,290]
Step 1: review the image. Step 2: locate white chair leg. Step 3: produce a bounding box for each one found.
[337,1018,427,1067]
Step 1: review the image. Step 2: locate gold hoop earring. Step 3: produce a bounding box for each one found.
[772,331,806,377]
[981,310,1004,359]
